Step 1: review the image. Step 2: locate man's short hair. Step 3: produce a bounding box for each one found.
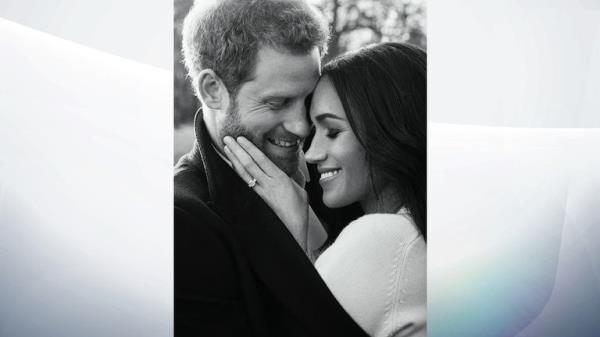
[182,0,329,99]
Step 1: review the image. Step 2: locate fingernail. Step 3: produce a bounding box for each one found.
[237,136,248,144]
[223,145,230,153]
[223,136,232,144]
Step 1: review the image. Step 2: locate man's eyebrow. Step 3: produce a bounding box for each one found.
[314,113,343,122]
[260,86,315,101]
[260,93,289,100]
[256,93,293,104]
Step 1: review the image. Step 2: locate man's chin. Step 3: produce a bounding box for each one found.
[268,155,299,176]
[261,142,301,176]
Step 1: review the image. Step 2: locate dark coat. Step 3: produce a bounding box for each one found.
[174,114,367,337]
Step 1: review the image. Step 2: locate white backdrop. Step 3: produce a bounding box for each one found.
[429,0,600,128]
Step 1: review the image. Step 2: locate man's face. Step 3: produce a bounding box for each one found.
[219,46,321,176]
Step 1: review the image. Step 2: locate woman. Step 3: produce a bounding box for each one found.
[223,42,426,337]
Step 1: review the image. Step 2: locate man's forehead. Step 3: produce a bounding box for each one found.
[247,76,320,100]
[243,46,321,97]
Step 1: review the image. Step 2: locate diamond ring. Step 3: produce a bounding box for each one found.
[247,177,257,188]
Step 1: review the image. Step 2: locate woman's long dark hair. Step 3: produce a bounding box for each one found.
[321,42,426,239]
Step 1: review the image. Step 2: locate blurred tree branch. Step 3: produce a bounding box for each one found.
[174,0,199,127]
[316,0,426,62]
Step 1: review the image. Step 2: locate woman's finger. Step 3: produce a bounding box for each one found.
[224,145,269,198]
[223,136,269,183]
[223,145,255,185]
[236,136,285,178]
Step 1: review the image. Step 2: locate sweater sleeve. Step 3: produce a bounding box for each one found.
[315,213,426,337]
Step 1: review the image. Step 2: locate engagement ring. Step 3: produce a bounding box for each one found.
[247,178,257,188]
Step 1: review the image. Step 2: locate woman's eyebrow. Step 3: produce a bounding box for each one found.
[314,112,343,122]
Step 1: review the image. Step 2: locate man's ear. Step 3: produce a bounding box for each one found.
[195,69,229,110]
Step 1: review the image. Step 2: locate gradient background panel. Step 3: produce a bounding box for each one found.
[429,0,600,336]
[1,1,173,335]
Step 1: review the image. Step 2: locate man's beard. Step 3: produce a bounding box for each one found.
[221,104,299,176]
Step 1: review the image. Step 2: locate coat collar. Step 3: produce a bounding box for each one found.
[192,110,367,337]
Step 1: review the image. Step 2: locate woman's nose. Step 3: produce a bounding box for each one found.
[305,136,326,164]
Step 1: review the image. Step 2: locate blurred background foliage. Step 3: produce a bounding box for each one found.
[174,0,426,160]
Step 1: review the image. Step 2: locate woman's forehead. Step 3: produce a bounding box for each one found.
[310,77,346,122]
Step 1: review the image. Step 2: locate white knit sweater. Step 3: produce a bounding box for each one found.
[315,211,426,337]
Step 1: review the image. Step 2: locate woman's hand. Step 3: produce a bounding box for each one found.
[223,136,309,251]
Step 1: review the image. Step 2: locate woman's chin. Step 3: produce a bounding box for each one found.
[322,193,351,209]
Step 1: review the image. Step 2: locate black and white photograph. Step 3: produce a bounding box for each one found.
[174,0,426,335]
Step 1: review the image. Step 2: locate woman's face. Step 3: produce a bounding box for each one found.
[305,77,372,208]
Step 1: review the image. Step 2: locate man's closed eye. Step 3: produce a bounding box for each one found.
[266,98,290,110]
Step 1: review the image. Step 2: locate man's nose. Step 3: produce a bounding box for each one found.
[283,103,310,139]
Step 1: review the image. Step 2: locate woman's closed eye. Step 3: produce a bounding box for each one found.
[326,128,341,139]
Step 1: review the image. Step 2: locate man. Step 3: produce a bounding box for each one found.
[174,0,367,336]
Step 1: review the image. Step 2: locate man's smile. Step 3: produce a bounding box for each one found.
[267,137,300,148]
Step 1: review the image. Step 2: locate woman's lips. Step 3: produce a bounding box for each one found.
[319,168,341,182]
